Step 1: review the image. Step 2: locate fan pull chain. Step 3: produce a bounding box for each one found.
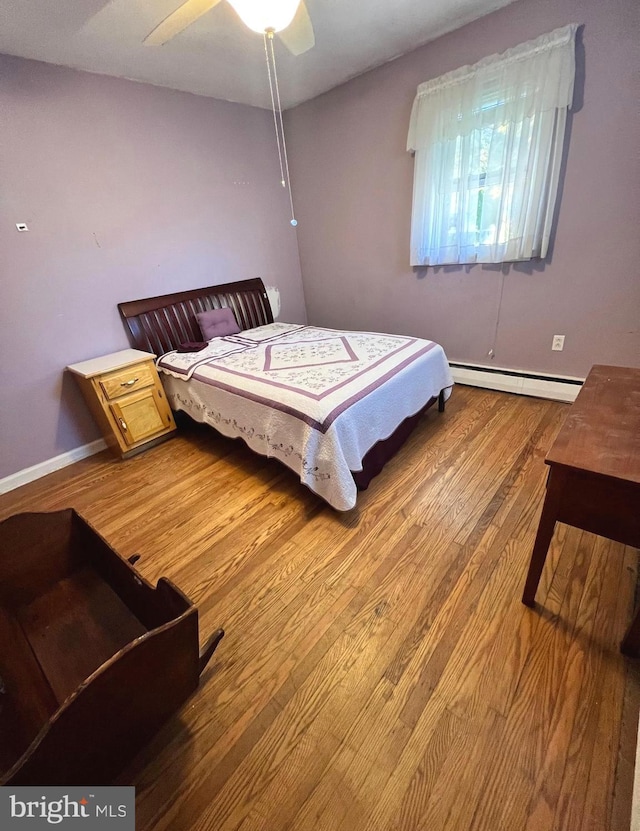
[263,32,286,189]
[263,30,297,227]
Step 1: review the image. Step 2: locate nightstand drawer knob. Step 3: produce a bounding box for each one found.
[119,418,128,432]
[120,378,139,387]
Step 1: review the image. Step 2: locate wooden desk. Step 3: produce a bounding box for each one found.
[522,365,640,654]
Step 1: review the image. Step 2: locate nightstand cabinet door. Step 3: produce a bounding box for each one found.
[110,387,170,447]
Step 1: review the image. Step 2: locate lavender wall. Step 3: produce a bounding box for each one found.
[0,55,306,479]
[287,0,640,378]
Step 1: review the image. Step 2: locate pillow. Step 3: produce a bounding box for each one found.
[196,307,241,340]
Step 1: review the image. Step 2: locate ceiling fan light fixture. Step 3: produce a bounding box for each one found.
[227,0,301,34]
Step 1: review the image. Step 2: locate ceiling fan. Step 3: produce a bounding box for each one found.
[144,0,315,56]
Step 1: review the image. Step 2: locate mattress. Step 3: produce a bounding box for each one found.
[158,323,453,510]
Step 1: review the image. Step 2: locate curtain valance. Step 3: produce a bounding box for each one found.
[408,24,577,151]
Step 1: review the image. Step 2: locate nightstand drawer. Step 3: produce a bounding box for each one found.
[99,363,155,400]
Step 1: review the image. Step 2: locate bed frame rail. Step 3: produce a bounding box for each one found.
[118,278,273,354]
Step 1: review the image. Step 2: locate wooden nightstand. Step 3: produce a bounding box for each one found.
[67,349,176,458]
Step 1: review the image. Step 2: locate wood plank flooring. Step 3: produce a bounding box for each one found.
[1,385,638,830]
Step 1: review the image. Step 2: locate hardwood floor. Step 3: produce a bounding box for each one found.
[1,385,638,830]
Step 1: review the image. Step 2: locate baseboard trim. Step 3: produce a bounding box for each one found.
[0,365,582,494]
[450,362,584,403]
[0,438,108,495]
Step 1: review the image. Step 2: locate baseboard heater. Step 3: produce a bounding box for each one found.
[449,362,584,403]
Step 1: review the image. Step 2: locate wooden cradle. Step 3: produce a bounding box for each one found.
[0,509,223,785]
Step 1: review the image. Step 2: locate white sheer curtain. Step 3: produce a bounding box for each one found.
[407,24,577,267]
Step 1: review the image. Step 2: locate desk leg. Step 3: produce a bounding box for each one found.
[522,468,565,607]
[621,612,640,658]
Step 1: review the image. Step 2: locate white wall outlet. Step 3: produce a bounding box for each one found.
[552,334,565,351]
[15,223,29,232]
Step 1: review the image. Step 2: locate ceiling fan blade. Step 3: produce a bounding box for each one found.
[277,1,315,56]
[144,0,223,45]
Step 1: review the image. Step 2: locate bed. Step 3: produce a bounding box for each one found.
[118,279,453,510]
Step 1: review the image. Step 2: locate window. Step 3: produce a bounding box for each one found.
[407,25,577,266]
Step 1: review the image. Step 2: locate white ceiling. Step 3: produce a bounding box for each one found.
[0,0,518,109]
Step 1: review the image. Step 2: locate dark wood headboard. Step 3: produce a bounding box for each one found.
[118,278,274,354]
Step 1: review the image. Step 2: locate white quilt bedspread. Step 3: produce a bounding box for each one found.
[158,323,453,510]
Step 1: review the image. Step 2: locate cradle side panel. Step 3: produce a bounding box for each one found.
[5,609,200,786]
